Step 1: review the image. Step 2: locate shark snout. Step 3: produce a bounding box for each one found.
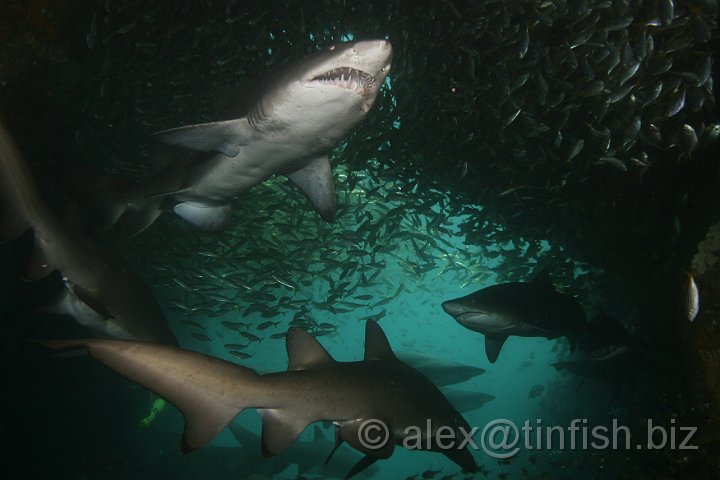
[354,39,393,75]
[441,300,465,317]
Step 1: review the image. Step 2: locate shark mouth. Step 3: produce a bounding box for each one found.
[309,67,375,95]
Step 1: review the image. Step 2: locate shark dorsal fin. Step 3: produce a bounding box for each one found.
[364,319,396,361]
[286,327,334,371]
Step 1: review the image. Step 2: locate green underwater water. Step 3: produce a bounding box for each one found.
[1,0,720,479]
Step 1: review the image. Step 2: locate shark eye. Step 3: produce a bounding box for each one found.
[328,45,336,51]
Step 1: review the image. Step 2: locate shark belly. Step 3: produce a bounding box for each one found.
[178,138,321,202]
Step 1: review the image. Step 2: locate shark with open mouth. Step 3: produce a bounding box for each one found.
[87,40,393,235]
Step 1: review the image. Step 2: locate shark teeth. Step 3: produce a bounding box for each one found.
[310,67,374,95]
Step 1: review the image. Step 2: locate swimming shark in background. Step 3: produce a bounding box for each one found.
[40,320,477,478]
[395,351,486,386]
[87,40,393,235]
[553,312,671,394]
[0,120,177,345]
[441,269,587,363]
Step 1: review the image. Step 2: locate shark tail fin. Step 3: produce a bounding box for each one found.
[39,338,262,452]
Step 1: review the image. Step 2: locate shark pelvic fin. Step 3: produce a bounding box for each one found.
[285,155,336,222]
[172,202,231,231]
[259,408,313,456]
[286,327,334,370]
[364,319,396,361]
[153,119,251,157]
[484,335,508,363]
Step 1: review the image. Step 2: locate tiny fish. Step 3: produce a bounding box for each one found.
[270,332,287,340]
[240,332,262,342]
[224,343,247,350]
[686,273,699,322]
[528,384,545,398]
[182,320,205,330]
[191,333,212,342]
[272,273,296,290]
[228,350,252,360]
[595,157,628,172]
[257,321,280,330]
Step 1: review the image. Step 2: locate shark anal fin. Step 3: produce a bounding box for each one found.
[258,408,312,456]
[172,202,231,232]
[345,455,380,480]
[484,335,508,363]
[153,119,250,157]
[72,284,114,320]
[364,319,396,361]
[286,327,334,370]
[285,155,336,222]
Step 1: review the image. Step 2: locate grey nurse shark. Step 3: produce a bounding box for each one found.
[0,121,176,345]
[442,270,587,363]
[41,320,477,479]
[93,40,393,235]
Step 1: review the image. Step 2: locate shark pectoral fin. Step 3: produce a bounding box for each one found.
[443,446,477,473]
[258,408,312,456]
[72,285,114,320]
[345,455,380,480]
[153,119,249,157]
[484,335,508,363]
[364,319,396,361]
[286,327,334,370]
[173,202,232,231]
[22,242,53,281]
[285,155,336,222]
